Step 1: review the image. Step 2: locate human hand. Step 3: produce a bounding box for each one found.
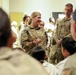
[56,39,61,46]
[33,38,42,44]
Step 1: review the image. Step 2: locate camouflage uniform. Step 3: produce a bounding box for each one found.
[57,17,72,39]
[20,25,47,54]
[0,47,48,75]
[48,27,56,63]
[51,17,72,64]
[61,53,76,75]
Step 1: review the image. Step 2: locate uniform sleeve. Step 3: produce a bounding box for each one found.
[20,29,35,51]
[53,22,60,42]
[57,21,62,39]
[45,31,48,45]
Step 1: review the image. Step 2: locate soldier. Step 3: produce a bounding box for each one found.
[61,9,76,75]
[20,11,48,54]
[0,8,48,75]
[51,3,73,64]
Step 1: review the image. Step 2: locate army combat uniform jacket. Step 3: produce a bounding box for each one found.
[57,17,72,39]
[20,25,48,54]
[51,17,72,64]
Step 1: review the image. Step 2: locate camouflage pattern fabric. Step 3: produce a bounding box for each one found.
[20,25,48,54]
[50,17,72,64]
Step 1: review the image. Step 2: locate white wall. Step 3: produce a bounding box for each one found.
[0,0,9,15]
[0,0,2,7]
[2,0,9,15]
[9,0,76,24]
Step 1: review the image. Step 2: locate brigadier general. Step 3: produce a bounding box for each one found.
[20,11,48,54]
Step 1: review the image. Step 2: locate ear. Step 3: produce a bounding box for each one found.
[65,50,70,56]
[7,32,13,48]
[7,31,17,48]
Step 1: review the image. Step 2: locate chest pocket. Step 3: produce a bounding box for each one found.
[28,28,46,42]
[65,21,71,32]
[60,20,71,34]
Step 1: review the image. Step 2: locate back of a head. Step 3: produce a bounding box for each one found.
[49,17,55,23]
[61,37,76,55]
[0,8,11,47]
[31,46,45,62]
[49,18,52,23]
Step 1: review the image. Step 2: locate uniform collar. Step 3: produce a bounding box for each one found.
[64,17,71,21]
[29,25,40,30]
